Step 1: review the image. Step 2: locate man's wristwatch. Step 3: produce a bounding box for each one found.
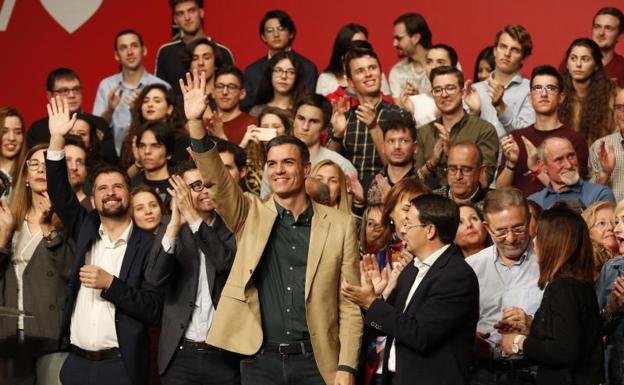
[505,161,516,171]
[512,334,525,354]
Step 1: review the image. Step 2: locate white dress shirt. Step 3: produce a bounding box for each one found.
[161,218,215,342]
[70,222,133,350]
[387,244,450,372]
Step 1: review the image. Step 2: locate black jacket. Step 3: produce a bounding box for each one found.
[524,276,604,385]
[145,216,236,374]
[46,155,162,385]
[364,244,479,385]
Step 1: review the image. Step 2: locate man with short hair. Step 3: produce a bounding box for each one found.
[328,46,405,191]
[146,159,240,385]
[216,139,248,184]
[433,143,488,211]
[589,88,624,201]
[64,134,91,210]
[210,66,255,145]
[389,13,433,101]
[261,93,357,198]
[155,0,234,106]
[27,68,112,150]
[497,65,588,197]
[45,96,162,385]
[93,29,169,156]
[467,187,543,384]
[343,194,479,385]
[415,66,499,189]
[592,7,624,88]
[466,25,535,138]
[181,70,362,385]
[529,136,615,209]
[241,10,318,111]
[367,113,418,204]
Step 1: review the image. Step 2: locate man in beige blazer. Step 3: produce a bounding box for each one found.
[180,70,362,385]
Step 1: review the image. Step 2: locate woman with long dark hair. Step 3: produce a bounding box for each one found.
[500,205,603,385]
[0,107,26,198]
[559,38,618,144]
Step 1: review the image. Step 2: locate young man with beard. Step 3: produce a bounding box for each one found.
[64,135,91,210]
[496,65,588,197]
[389,13,433,101]
[156,0,233,106]
[592,7,624,88]
[433,143,488,211]
[45,96,162,385]
[146,159,239,385]
[589,88,624,201]
[93,30,169,156]
[211,66,255,145]
[528,136,615,209]
[367,113,418,204]
[465,25,535,139]
[328,46,404,192]
[467,187,543,384]
[415,66,498,190]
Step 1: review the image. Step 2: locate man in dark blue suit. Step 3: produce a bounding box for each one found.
[342,194,479,385]
[45,96,162,385]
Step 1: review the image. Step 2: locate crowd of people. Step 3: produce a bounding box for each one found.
[1,1,624,385]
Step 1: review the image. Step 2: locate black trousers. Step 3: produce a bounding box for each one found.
[59,352,132,385]
[161,345,240,385]
[240,350,325,385]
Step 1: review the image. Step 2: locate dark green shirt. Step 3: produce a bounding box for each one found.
[255,202,313,343]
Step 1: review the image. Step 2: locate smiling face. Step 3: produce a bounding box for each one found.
[365,207,384,246]
[485,206,530,260]
[614,208,624,254]
[141,88,172,122]
[542,138,580,189]
[266,143,309,199]
[392,22,417,58]
[566,45,597,82]
[0,115,23,160]
[92,172,130,219]
[347,55,382,97]
[132,191,162,233]
[182,168,214,213]
[589,206,618,253]
[390,192,418,239]
[431,73,463,114]
[455,205,488,253]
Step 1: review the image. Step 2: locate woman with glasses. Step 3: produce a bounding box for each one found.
[582,201,618,256]
[249,51,307,117]
[0,144,75,384]
[0,108,26,199]
[501,205,603,385]
[560,38,618,144]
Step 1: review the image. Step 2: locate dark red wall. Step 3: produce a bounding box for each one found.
[1,0,622,126]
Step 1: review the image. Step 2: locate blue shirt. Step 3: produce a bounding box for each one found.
[473,73,535,139]
[528,179,616,209]
[92,70,169,155]
[466,242,543,346]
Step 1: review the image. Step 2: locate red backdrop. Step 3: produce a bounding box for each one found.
[1,0,622,127]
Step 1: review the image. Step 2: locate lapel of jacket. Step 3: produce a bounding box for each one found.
[305,203,330,300]
[242,198,278,287]
[404,245,456,313]
[118,225,142,282]
[392,263,418,308]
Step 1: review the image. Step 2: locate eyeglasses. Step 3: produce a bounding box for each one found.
[447,165,476,175]
[265,25,287,34]
[215,83,240,92]
[490,224,527,239]
[431,85,459,97]
[530,85,559,94]
[273,67,296,78]
[593,220,615,230]
[615,104,624,112]
[188,180,209,192]
[402,222,428,231]
[26,159,45,171]
[52,86,82,95]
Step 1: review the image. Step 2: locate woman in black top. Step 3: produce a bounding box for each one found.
[500,205,604,385]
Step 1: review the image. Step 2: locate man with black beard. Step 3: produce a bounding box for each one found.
[45,96,162,385]
[528,136,615,209]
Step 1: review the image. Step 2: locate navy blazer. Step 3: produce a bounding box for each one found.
[145,215,236,374]
[364,244,479,385]
[46,156,162,385]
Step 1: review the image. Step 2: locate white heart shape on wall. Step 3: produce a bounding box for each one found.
[40,0,102,34]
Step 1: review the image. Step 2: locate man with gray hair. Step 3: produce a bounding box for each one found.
[528,136,615,209]
[467,187,542,384]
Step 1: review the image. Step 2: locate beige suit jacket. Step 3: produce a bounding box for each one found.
[189,147,362,385]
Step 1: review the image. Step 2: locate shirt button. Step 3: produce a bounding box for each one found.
[289,266,293,271]
[292,226,296,229]
[286,331,291,335]
[291,246,296,250]
[287,287,291,291]
[286,308,290,313]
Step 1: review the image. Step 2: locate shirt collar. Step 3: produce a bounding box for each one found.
[98,220,133,245]
[494,240,534,266]
[275,200,313,224]
[545,178,584,194]
[413,244,450,270]
[434,112,468,134]
[490,71,524,88]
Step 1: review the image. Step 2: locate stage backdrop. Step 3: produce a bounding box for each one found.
[1,0,622,126]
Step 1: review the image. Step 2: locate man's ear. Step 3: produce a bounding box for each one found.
[239,88,247,101]
[240,166,248,179]
[410,32,421,46]
[114,50,120,62]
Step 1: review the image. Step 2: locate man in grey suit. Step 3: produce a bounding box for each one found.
[146,159,239,385]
